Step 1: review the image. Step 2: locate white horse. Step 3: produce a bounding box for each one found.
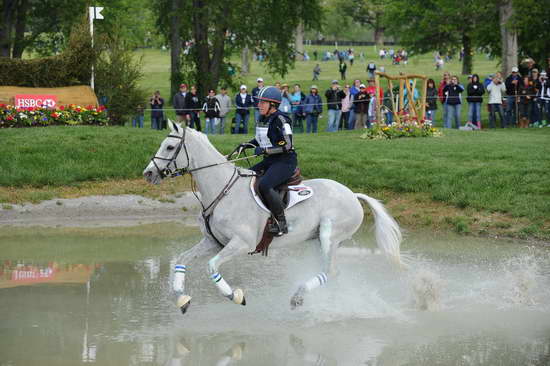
[143,121,403,313]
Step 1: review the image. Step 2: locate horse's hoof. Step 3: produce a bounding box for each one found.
[290,288,305,310]
[232,288,246,306]
[177,295,192,314]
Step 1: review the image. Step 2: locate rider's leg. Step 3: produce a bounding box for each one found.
[208,235,250,305]
[173,237,219,313]
[258,162,295,236]
[290,217,338,309]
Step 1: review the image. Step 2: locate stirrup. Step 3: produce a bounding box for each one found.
[268,216,287,236]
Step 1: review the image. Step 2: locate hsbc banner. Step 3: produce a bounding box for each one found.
[15,94,58,109]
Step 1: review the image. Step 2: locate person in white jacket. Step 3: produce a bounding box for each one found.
[486,72,507,128]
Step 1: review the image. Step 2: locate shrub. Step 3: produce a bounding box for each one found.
[361,116,442,140]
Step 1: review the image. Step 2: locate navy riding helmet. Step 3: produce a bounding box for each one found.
[256,86,282,104]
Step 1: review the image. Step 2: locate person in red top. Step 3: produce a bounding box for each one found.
[366,79,383,103]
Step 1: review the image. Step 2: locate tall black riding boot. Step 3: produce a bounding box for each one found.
[263,188,288,236]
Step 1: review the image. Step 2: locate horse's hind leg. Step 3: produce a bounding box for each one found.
[207,235,250,305]
[291,217,338,309]
[173,237,219,314]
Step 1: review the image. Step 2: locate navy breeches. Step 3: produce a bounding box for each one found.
[252,158,297,195]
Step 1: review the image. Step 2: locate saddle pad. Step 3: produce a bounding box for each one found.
[250,178,314,213]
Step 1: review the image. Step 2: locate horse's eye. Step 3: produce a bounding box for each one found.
[167,145,175,151]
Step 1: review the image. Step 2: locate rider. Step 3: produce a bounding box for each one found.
[237,86,297,236]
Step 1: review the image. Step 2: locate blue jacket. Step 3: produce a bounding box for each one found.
[303,93,323,114]
[251,87,261,108]
[290,92,306,114]
[235,93,253,114]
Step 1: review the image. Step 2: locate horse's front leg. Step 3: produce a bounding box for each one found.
[173,237,219,314]
[207,236,250,305]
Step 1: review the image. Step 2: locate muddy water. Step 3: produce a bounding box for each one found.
[1,225,549,365]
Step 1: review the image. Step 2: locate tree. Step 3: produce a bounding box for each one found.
[153,0,322,99]
[334,0,387,46]
[499,0,517,75]
[384,0,498,75]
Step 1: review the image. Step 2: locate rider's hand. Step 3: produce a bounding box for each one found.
[254,146,265,156]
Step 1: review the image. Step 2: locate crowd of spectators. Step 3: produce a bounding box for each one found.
[132,53,550,133]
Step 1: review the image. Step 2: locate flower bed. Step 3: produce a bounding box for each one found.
[361,120,441,140]
[0,104,108,128]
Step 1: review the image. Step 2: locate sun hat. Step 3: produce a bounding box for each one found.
[310,85,318,90]
[240,84,247,90]
[331,80,339,84]
[511,66,519,72]
[359,84,366,88]
[257,77,264,82]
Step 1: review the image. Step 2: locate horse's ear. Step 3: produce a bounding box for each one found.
[168,119,181,134]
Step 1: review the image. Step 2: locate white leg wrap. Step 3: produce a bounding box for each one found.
[304,272,328,292]
[173,265,186,293]
[211,272,233,297]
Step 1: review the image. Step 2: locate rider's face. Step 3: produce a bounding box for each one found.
[259,100,271,115]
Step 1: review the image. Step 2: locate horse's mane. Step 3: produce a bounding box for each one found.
[187,127,227,163]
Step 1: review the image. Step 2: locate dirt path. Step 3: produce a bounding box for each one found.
[0,194,201,228]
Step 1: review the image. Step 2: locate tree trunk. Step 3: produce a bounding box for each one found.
[12,0,29,59]
[461,32,473,75]
[0,0,17,57]
[295,22,304,61]
[373,26,385,46]
[170,0,183,100]
[499,0,517,75]
[241,46,250,75]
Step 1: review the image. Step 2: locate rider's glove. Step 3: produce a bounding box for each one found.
[254,146,265,156]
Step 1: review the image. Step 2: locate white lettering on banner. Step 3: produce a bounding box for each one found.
[14,94,58,109]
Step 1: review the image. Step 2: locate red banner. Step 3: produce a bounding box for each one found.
[14,94,58,109]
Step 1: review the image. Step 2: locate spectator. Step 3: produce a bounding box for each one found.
[234,84,253,134]
[348,49,354,67]
[274,81,281,90]
[438,71,451,125]
[505,66,521,126]
[442,75,464,128]
[186,85,202,131]
[379,49,385,60]
[367,61,376,79]
[312,64,321,81]
[290,84,306,133]
[486,72,506,128]
[403,79,419,112]
[173,84,188,124]
[518,76,536,127]
[483,74,494,89]
[349,79,361,129]
[366,79,383,105]
[339,61,347,80]
[530,69,541,124]
[150,90,164,130]
[435,56,444,70]
[279,84,292,115]
[466,74,485,129]
[215,87,231,134]
[539,71,550,124]
[132,103,144,128]
[202,89,220,135]
[251,77,264,128]
[325,80,346,132]
[353,84,369,128]
[368,91,377,126]
[313,50,318,61]
[304,85,322,133]
[340,84,352,130]
[426,79,438,124]
[383,88,394,125]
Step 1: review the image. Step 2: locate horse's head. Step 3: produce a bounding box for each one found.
[143,120,189,184]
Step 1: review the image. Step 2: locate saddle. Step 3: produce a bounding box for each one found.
[253,167,303,208]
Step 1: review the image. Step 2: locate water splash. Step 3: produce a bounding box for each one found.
[410,268,444,311]
[502,250,541,306]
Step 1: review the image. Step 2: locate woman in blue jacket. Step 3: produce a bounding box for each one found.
[303,85,323,133]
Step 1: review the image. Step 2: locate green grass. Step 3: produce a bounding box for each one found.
[135,47,502,130]
[1,126,549,223]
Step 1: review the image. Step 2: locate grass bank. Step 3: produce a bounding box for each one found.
[1,126,549,240]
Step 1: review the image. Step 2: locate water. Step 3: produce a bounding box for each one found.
[1,225,549,365]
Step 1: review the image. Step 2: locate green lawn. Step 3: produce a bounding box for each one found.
[135,46,502,130]
[1,126,548,224]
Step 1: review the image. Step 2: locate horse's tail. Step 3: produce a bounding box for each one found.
[356,193,403,268]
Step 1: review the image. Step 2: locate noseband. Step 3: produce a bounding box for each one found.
[150,128,189,179]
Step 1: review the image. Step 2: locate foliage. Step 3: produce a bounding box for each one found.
[94,36,147,125]
[0,104,108,127]
[151,0,322,98]
[512,0,550,69]
[0,19,94,87]
[361,119,442,140]
[332,0,387,44]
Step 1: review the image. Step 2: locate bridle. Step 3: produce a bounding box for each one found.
[150,127,189,179]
